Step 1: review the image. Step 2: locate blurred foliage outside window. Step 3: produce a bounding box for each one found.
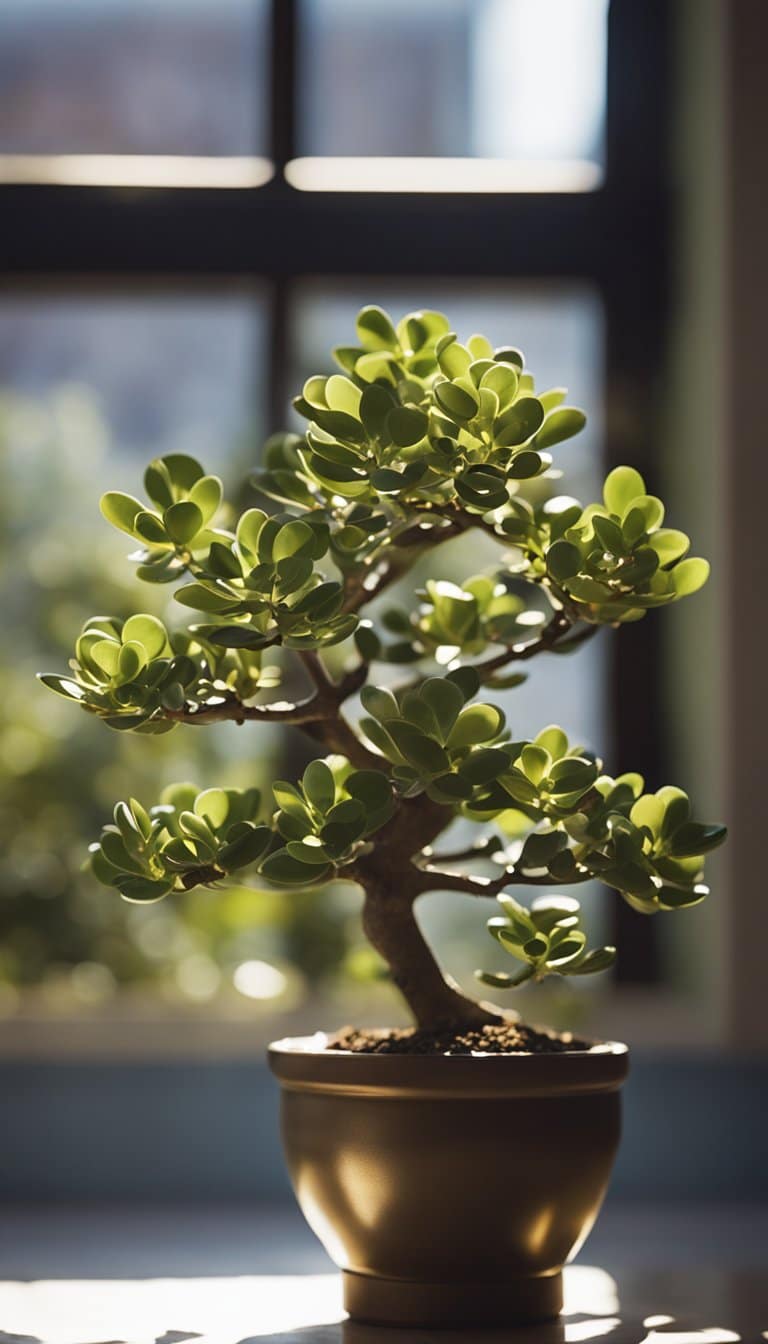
[0,296,368,1023]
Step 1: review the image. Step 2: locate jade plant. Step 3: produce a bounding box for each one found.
[40,306,726,1030]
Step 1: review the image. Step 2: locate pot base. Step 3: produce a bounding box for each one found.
[343,1268,563,1327]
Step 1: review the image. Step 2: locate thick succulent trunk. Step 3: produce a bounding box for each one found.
[361,881,501,1031]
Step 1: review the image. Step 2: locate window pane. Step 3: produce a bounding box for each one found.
[0,292,272,1016]
[289,280,609,993]
[0,1,269,155]
[297,0,608,188]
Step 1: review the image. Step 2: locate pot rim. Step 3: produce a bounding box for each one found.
[268,1032,629,1098]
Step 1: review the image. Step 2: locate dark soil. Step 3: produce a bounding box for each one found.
[326,1022,592,1056]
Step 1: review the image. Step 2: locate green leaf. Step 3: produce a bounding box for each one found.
[117,641,146,683]
[523,934,550,961]
[420,678,464,740]
[534,726,569,761]
[38,673,86,701]
[668,821,727,856]
[437,336,472,379]
[189,475,223,524]
[272,520,315,561]
[603,466,645,516]
[164,501,204,545]
[446,666,480,702]
[194,788,230,830]
[458,748,510,786]
[494,347,524,370]
[359,384,396,438]
[568,946,616,976]
[630,794,665,838]
[91,638,121,677]
[345,771,393,813]
[236,508,267,561]
[657,786,690,839]
[356,305,398,351]
[218,824,272,872]
[671,557,710,597]
[534,407,586,450]
[134,511,169,545]
[178,811,217,852]
[144,461,174,509]
[434,380,479,421]
[494,397,544,447]
[548,756,597,794]
[100,829,146,875]
[100,492,144,537]
[354,622,381,661]
[360,685,400,722]
[302,760,336,813]
[121,614,167,660]
[520,829,567,868]
[475,969,518,989]
[496,895,537,943]
[175,583,238,613]
[646,529,690,566]
[547,932,588,966]
[520,745,551,785]
[387,405,428,447]
[208,625,274,649]
[547,540,582,582]
[325,374,362,416]
[117,876,174,903]
[386,722,450,776]
[163,453,205,490]
[446,703,505,750]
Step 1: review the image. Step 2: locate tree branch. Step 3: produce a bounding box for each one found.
[165,695,326,727]
[413,861,590,895]
[420,837,503,865]
[475,612,599,681]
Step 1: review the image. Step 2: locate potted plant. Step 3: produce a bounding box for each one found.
[41,305,725,1328]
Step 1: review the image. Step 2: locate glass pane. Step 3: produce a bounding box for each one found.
[289,280,608,999]
[0,1,269,155]
[297,0,608,185]
[0,292,271,1017]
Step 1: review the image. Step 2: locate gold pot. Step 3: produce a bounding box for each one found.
[268,1034,628,1328]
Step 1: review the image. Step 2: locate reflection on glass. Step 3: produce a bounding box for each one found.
[298,0,609,185]
[0,1,269,155]
[290,280,608,979]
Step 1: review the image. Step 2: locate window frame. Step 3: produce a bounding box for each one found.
[1,0,672,983]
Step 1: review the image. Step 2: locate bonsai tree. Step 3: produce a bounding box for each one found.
[40,306,726,1032]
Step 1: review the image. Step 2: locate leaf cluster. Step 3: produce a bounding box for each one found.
[265,758,395,886]
[255,305,585,516]
[502,467,709,624]
[89,760,397,900]
[101,452,225,582]
[174,507,356,652]
[478,894,615,989]
[39,614,277,731]
[365,575,544,674]
[89,786,270,902]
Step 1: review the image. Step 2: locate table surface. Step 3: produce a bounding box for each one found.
[0,1202,766,1344]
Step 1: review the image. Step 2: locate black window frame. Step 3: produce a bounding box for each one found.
[2,0,671,982]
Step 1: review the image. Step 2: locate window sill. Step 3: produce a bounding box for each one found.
[0,986,722,1059]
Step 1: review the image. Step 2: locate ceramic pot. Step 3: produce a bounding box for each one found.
[269,1034,628,1328]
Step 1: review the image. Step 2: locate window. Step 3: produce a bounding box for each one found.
[0,0,271,190]
[0,0,676,1036]
[294,0,609,191]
